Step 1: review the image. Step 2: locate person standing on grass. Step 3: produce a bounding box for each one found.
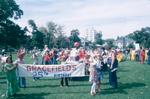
[51,49,58,65]
[89,54,98,96]
[140,49,145,64]
[145,48,148,61]
[95,54,104,93]
[16,48,26,88]
[147,48,150,65]
[57,50,69,87]
[1,56,19,98]
[130,49,136,61]
[108,49,118,88]
[43,51,51,65]
[84,54,90,75]
[41,45,49,64]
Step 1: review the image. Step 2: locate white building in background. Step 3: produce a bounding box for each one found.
[85,28,96,42]
[114,37,134,48]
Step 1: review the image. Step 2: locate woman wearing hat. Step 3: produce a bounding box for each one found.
[2,56,19,98]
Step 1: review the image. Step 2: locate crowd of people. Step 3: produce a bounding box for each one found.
[129,48,150,64]
[0,44,150,97]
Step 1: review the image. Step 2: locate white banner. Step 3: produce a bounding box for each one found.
[18,63,85,78]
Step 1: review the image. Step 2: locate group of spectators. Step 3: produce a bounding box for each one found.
[1,44,150,97]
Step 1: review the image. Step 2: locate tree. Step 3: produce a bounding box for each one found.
[0,0,27,49]
[69,29,81,48]
[127,43,135,49]
[95,31,103,45]
[0,0,23,21]
[105,39,115,48]
[128,27,150,48]
[0,20,27,48]
[28,20,37,31]
[39,22,64,48]
[56,36,70,48]
[28,19,45,49]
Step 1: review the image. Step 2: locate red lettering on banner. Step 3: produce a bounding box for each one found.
[42,66,47,71]
[25,64,78,73]
[26,66,31,71]
[57,66,62,72]
[66,65,71,71]
[47,67,52,72]
[32,66,37,71]
[71,65,77,71]
[37,67,42,71]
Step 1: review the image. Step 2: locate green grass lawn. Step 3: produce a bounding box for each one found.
[0,55,150,99]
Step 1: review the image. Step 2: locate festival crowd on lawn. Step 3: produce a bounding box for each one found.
[0,42,150,98]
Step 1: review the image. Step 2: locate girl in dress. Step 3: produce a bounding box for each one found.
[2,56,19,98]
[89,54,98,96]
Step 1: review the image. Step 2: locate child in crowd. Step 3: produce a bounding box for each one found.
[89,55,98,96]
[2,56,19,98]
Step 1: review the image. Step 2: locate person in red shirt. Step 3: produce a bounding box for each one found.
[43,51,51,65]
[140,49,145,64]
[79,48,86,61]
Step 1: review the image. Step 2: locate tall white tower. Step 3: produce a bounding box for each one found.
[86,27,96,42]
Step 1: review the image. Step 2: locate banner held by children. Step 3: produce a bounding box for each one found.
[18,63,85,78]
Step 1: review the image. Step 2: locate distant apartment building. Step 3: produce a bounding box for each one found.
[85,28,97,42]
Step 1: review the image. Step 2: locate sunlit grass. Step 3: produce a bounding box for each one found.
[0,55,150,99]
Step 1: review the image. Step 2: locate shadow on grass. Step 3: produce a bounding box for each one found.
[70,76,89,81]
[28,83,90,88]
[0,76,6,79]
[70,83,90,87]
[38,78,60,81]
[27,84,59,88]
[10,92,50,99]
[101,87,128,95]
[51,91,89,95]
[119,82,146,89]
[0,81,6,84]
[102,82,146,95]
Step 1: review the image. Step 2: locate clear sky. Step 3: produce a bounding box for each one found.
[15,0,150,39]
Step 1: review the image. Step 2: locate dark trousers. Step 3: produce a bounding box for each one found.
[148,56,150,65]
[109,70,118,88]
[135,54,139,61]
[19,77,26,88]
[44,61,49,65]
[60,77,69,86]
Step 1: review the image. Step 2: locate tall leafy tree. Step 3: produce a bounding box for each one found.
[105,39,115,48]
[128,27,150,48]
[95,31,103,45]
[0,0,27,49]
[28,19,45,49]
[69,29,81,48]
[39,22,64,48]
[0,0,23,21]
[56,36,70,48]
